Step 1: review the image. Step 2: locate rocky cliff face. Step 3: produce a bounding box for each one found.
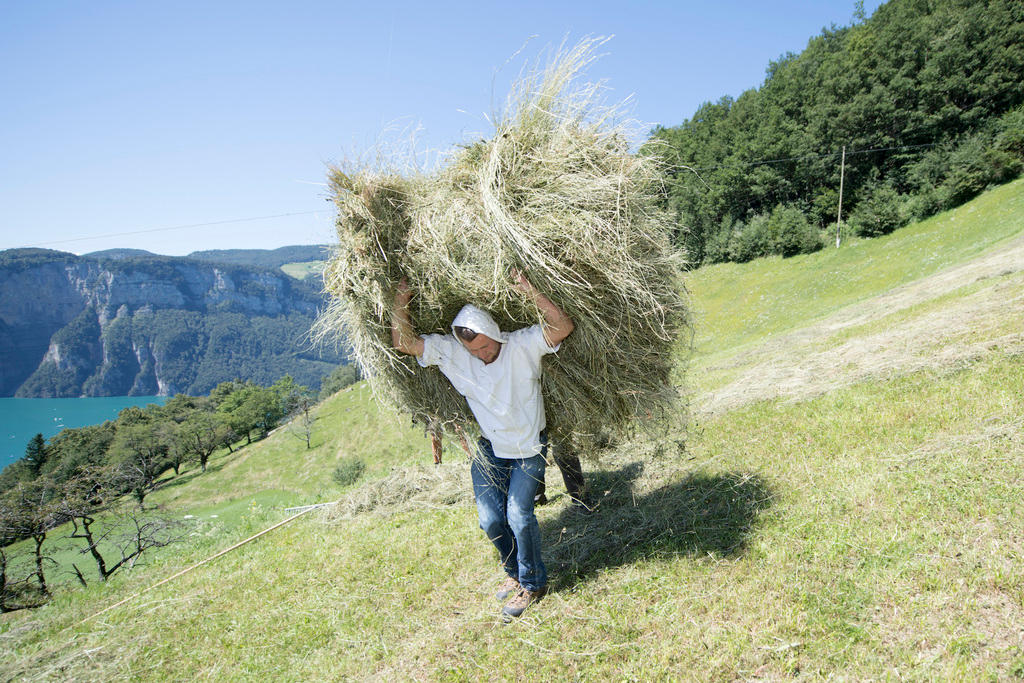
[0,249,339,397]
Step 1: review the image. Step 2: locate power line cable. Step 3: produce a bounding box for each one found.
[677,142,939,173]
[4,140,943,251]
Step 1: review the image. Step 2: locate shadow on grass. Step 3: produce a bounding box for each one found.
[152,440,252,494]
[540,462,774,591]
[153,458,229,493]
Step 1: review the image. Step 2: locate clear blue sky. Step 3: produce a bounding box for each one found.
[0,0,883,256]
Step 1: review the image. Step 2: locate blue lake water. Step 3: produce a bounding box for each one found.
[0,396,168,470]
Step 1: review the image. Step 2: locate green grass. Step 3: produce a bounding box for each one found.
[689,178,1024,385]
[149,382,443,510]
[280,261,325,280]
[3,179,1024,680]
[2,384,435,594]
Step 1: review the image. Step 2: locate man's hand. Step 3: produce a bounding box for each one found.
[391,278,425,357]
[511,268,537,298]
[511,268,574,348]
[396,278,413,306]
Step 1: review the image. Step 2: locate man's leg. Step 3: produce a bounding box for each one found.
[534,471,548,505]
[553,444,591,508]
[536,442,590,508]
[470,438,517,579]
[430,430,443,465]
[505,453,547,592]
[502,452,548,618]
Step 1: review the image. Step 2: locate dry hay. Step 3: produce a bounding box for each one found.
[315,38,691,456]
[323,463,473,519]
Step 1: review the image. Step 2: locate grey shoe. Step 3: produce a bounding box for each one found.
[496,576,520,602]
[502,586,547,619]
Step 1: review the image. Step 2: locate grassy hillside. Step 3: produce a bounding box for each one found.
[280,260,325,281]
[2,180,1023,680]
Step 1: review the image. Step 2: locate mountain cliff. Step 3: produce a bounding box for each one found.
[0,248,342,397]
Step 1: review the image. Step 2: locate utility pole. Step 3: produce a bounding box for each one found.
[835,145,846,248]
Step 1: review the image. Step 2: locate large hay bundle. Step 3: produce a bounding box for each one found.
[316,39,691,455]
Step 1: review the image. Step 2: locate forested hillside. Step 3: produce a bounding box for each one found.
[0,248,344,397]
[185,245,328,269]
[650,0,1024,264]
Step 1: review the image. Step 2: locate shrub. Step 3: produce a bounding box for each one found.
[939,137,1021,208]
[903,187,944,222]
[849,184,905,237]
[702,217,736,264]
[332,458,365,488]
[993,105,1024,158]
[728,214,772,263]
[723,206,821,262]
[768,204,822,257]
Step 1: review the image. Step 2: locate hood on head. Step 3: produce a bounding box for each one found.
[451,304,508,344]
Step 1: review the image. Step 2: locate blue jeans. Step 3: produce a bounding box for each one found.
[470,435,548,591]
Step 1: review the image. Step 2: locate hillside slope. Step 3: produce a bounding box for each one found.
[2,181,1023,680]
[691,178,1024,414]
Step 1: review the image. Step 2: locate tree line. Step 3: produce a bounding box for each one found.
[646,0,1024,265]
[0,364,360,612]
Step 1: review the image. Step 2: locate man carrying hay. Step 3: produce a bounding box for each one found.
[391,270,574,619]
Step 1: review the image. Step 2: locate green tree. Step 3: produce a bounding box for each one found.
[319,363,361,399]
[216,382,285,444]
[0,497,20,611]
[108,422,169,507]
[159,421,189,476]
[0,480,60,601]
[160,394,206,422]
[177,411,232,472]
[210,380,245,408]
[43,422,117,490]
[647,0,1024,263]
[272,375,308,417]
[216,384,259,445]
[767,204,822,257]
[22,434,47,477]
[155,395,215,475]
[59,468,183,584]
[728,214,773,263]
[249,384,287,438]
[0,489,49,612]
[288,393,319,450]
[849,183,905,237]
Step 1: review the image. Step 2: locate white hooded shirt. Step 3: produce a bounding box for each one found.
[417,309,558,459]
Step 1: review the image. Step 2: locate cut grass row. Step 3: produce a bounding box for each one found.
[688,177,1024,390]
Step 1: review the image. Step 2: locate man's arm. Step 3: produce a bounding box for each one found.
[391,278,425,357]
[512,269,575,348]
